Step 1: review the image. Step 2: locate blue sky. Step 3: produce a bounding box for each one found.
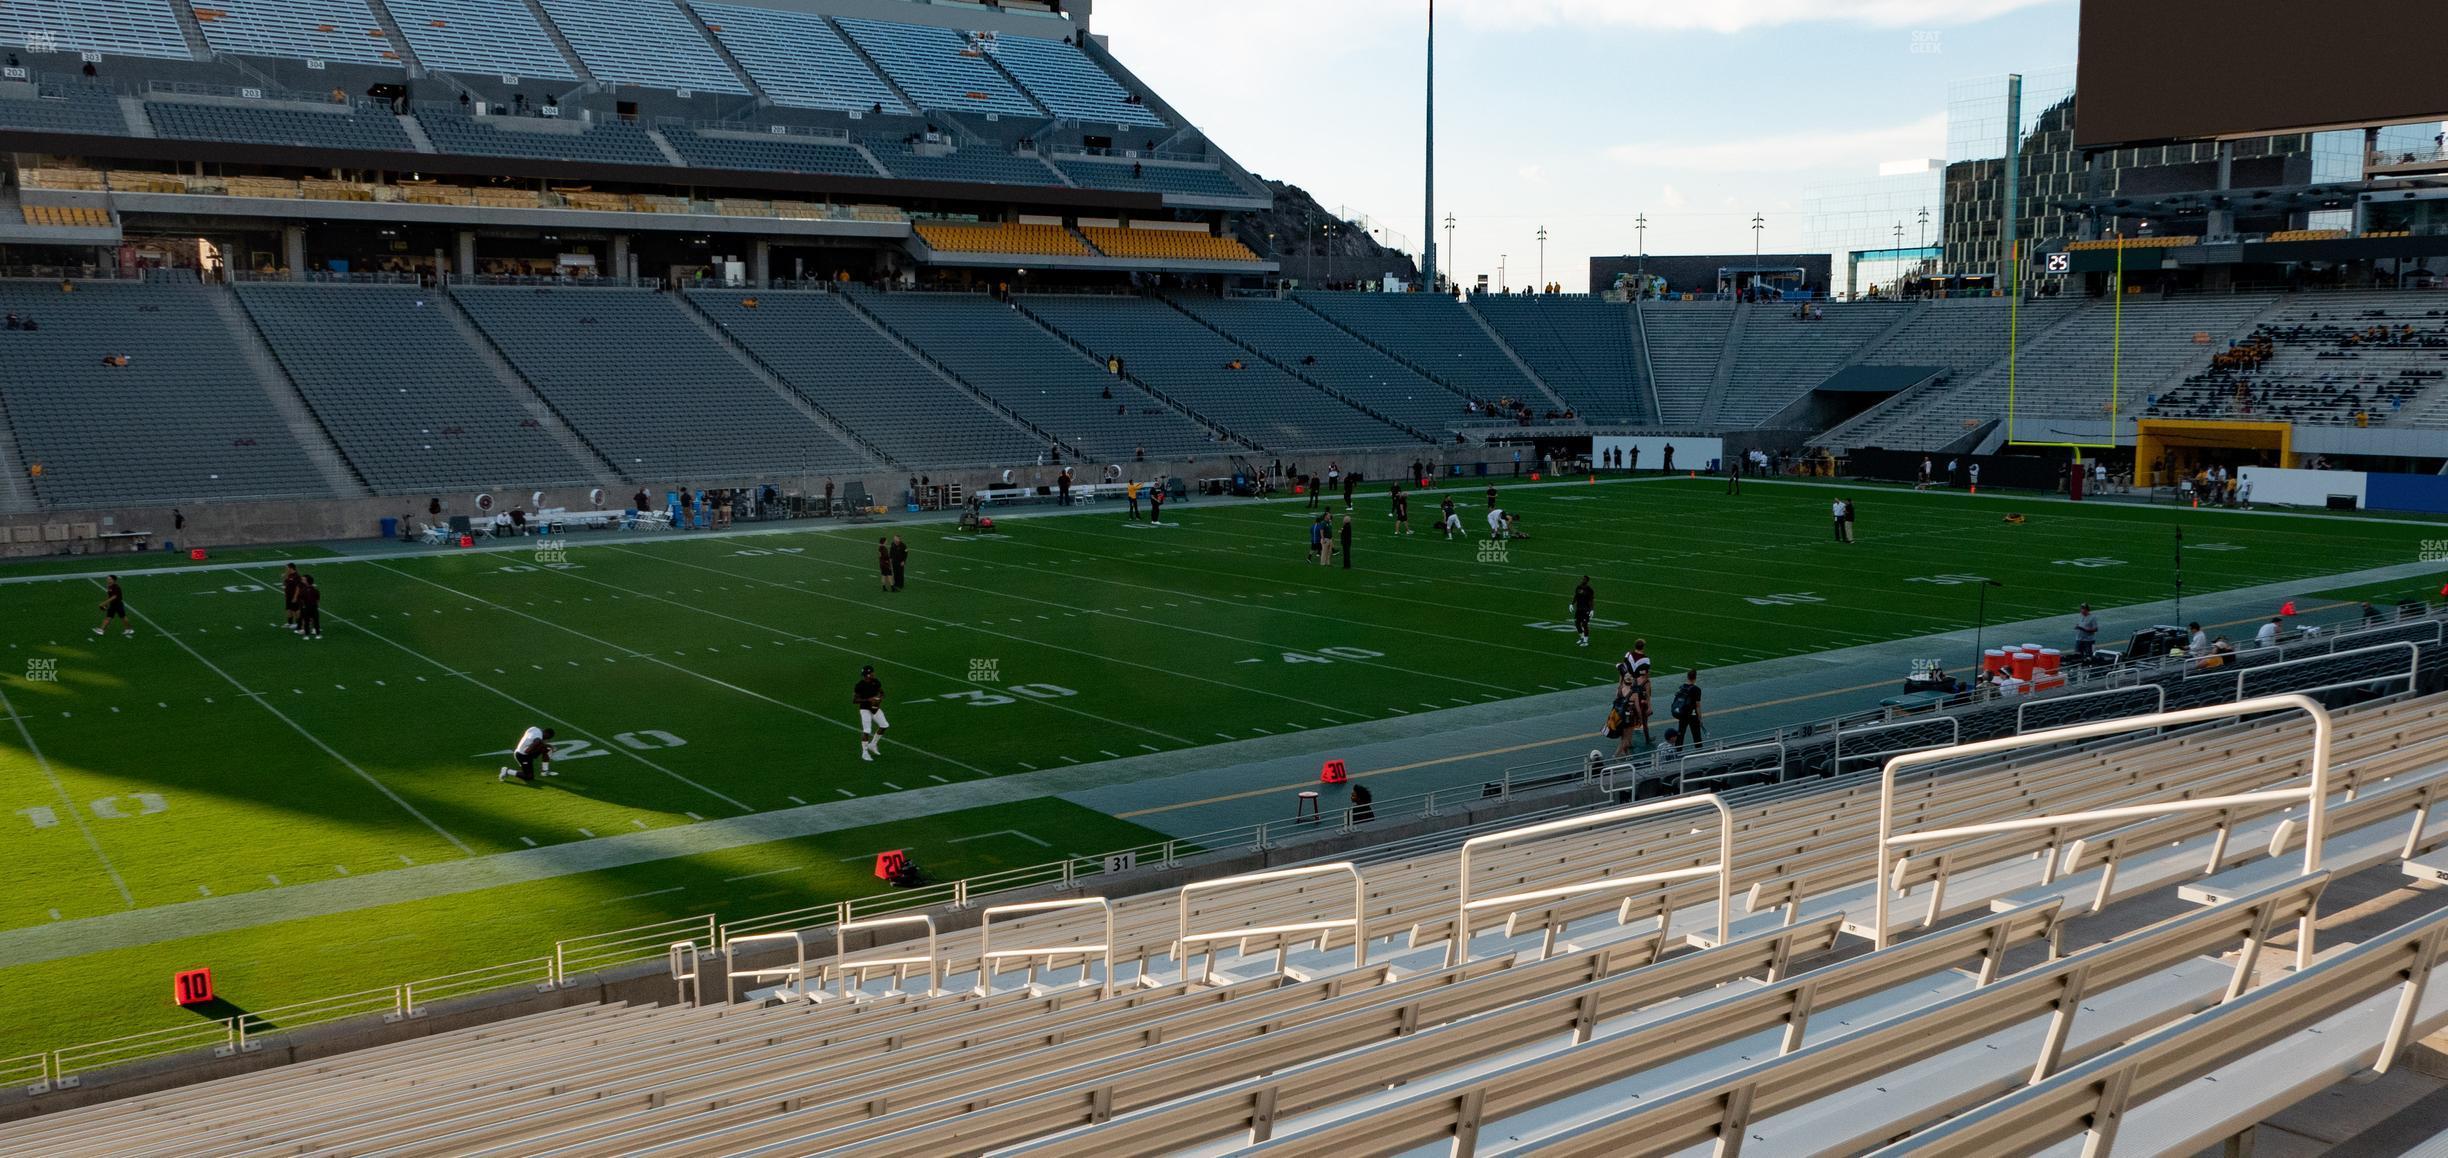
[1093,0,2080,290]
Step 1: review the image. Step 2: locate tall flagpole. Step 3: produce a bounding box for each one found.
[1422,0,1437,291]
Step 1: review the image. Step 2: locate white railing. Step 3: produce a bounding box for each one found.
[1833,715,1963,777]
[978,897,1115,997]
[2236,640,2424,701]
[1177,864,1365,986]
[667,941,701,1007]
[833,914,939,999]
[1451,795,1734,967]
[1874,695,2334,965]
[721,931,810,1003]
[557,914,716,984]
[3,1051,50,1095]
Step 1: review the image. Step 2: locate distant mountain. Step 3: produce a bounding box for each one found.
[1230,179,1418,286]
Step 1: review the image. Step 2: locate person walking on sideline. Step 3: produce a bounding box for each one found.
[1149,482,1166,524]
[1390,484,1411,535]
[1338,514,1353,570]
[1571,576,1596,648]
[297,574,323,639]
[854,664,889,762]
[877,537,893,593]
[1440,495,1463,539]
[1841,498,1857,543]
[1125,479,1142,521]
[2073,602,2101,662]
[889,535,908,592]
[94,575,132,638]
[1831,498,1847,542]
[1670,668,1705,744]
[498,725,555,782]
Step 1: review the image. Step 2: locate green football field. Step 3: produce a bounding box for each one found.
[0,477,2439,1065]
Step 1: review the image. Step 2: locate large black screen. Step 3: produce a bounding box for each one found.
[2076,0,2448,149]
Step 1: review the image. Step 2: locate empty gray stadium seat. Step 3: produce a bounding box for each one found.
[1169,294,1475,434]
[0,280,328,506]
[383,0,574,79]
[1055,158,1251,199]
[660,128,877,177]
[1469,294,1651,424]
[0,79,131,135]
[1296,292,1543,405]
[146,98,415,152]
[415,107,666,167]
[687,2,907,114]
[193,0,401,65]
[851,290,1217,463]
[449,286,870,481]
[691,290,1047,468]
[1022,294,1418,452]
[865,138,1060,187]
[835,17,1041,117]
[987,34,1163,127]
[236,284,596,493]
[0,0,192,60]
[535,0,744,94]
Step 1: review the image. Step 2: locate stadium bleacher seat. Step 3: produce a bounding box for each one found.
[383,0,575,79]
[145,98,416,152]
[851,290,1218,463]
[0,280,328,506]
[1296,291,1544,408]
[1079,226,1260,263]
[1056,158,1254,200]
[866,138,1062,187]
[1168,293,1476,433]
[687,2,907,114]
[835,17,1042,117]
[1468,294,1651,424]
[534,0,744,94]
[0,0,194,60]
[449,286,871,480]
[18,204,110,228]
[2150,291,2448,429]
[913,220,1089,258]
[985,33,1163,126]
[414,107,666,167]
[691,290,1049,467]
[658,127,879,177]
[190,0,401,65]
[0,80,133,136]
[235,284,596,492]
[1023,293,1419,451]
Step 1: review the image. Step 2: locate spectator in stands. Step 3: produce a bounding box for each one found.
[2073,604,2100,661]
[2187,621,2210,659]
[2256,617,2282,649]
[4,313,17,330]
[1134,445,1146,463]
[1349,783,1374,823]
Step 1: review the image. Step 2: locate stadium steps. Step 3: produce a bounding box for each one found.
[1697,301,1751,427]
[1454,299,1575,417]
[394,112,434,152]
[114,96,154,138]
[431,289,623,481]
[830,288,1085,460]
[668,290,902,468]
[642,126,687,167]
[1821,300,2094,450]
[1156,294,1439,443]
[203,284,372,498]
[674,0,767,103]
[165,0,216,61]
[997,294,1253,451]
[971,39,1052,120]
[827,14,923,116]
[517,0,595,82]
[364,0,426,75]
[0,392,35,514]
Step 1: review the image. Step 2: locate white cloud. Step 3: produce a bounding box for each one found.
[1442,0,2067,34]
[1658,183,1690,210]
[1518,163,1550,187]
[1609,113,1947,174]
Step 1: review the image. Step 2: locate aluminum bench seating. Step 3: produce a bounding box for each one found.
[1286,877,2322,1158]
[1875,903,2448,1158]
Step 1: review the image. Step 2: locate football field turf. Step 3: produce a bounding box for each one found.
[0,476,2439,1062]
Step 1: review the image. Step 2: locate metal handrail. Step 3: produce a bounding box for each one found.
[722,930,810,1003]
[1451,794,1734,966]
[834,914,939,999]
[1177,863,1365,985]
[1873,695,2335,967]
[978,897,1115,997]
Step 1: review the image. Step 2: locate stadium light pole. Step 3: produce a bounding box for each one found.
[1917,205,1931,284]
[1537,226,1547,292]
[1750,213,1765,299]
[1444,212,1457,293]
[1635,212,1647,298]
[1422,0,1436,292]
[1972,578,2006,676]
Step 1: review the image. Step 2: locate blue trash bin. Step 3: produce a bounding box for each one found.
[380,517,399,540]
